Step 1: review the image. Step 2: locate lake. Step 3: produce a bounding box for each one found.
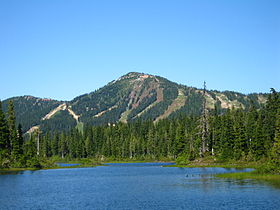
[0,163,280,210]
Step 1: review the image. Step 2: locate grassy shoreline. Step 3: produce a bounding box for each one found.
[0,160,103,173]
[0,164,101,173]
[216,171,280,181]
[164,158,260,169]
[164,163,256,168]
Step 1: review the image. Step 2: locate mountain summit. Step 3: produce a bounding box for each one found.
[2,72,267,132]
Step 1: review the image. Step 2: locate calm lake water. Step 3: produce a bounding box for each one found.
[0,163,280,210]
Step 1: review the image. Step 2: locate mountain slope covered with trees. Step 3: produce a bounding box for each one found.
[2,72,268,133]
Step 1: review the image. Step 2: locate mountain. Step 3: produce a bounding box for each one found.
[2,72,267,133]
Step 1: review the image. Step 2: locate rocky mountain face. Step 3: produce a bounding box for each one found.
[2,72,267,132]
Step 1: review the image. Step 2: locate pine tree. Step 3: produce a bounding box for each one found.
[0,100,9,158]
[17,124,24,155]
[245,103,258,159]
[175,123,186,156]
[24,135,37,159]
[219,109,234,160]
[51,133,59,156]
[209,104,221,156]
[147,127,155,157]
[233,109,247,160]
[129,135,137,158]
[271,109,280,167]
[199,81,209,157]
[8,100,20,161]
[85,129,94,157]
[59,132,68,158]
[41,133,51,157]
[24,134,41,168]
[252,112,265,159]
[263,89,280,154]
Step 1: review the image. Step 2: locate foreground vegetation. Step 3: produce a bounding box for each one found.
[216,171,280,181]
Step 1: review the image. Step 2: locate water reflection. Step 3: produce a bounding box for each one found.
[265,179,280,189]
[0,170,23,175]
[0,169,39,175]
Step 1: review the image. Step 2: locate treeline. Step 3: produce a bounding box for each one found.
[0,89,279,172]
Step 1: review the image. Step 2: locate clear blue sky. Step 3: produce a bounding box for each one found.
[0,0,279,101]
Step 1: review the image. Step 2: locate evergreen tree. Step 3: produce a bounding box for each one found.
[24,134,41,168]
[59,132,68,158]
[0,100,9,158]
[263,89,280,154]
[219,110,234,160]
[17,124,24,155]
[209,105,221,156]
[233,109,246,160]
[200,81,209,157]
[8,100,20,161]
[41,132,51,157]
[175,123,186,156]
[147,126,155,157]
[51,133,59,156]
[245,104,258,159]
[24,135,37,159]
[271,109,280,167]
[85,129,94,157]
[252,112,266,159]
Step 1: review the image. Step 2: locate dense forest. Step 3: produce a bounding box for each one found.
[0,89,279,174]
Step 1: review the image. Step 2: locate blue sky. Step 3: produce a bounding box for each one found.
[0,0,279,101]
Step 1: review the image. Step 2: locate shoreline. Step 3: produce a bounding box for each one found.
[0,160,260,172]
[1,160,279,184]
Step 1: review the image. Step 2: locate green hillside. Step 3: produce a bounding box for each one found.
[2,72,267,133]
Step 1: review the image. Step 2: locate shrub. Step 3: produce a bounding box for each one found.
[176,154,189,165]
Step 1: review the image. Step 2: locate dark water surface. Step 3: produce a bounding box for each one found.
[0,163,280,210]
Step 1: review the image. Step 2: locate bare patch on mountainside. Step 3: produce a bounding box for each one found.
[135,87,164,118]
[68,106,80,122]
[215,93,243,109]
[258,95,267,104]
[119,74,161,122]
[26,125,40,134]
[215,94,232,109]
[42,103,67,120]
[94,105,118,118]
[155,89,186,122]
[42,103,80,122]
